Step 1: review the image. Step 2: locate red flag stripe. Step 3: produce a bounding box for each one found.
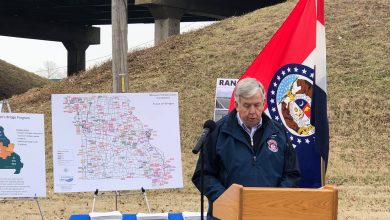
[317,0,325,25]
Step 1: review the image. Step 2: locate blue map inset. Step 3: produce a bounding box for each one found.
[0,126,23,174]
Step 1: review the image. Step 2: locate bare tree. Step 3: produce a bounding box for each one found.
[37,61,65,79]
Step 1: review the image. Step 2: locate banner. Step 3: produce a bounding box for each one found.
[229,0,328,187]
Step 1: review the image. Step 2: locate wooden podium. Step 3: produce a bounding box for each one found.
[213,184,338,220]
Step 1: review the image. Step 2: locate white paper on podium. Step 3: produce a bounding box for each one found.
[89,211,122,220]
[182,212,207,220]
[136,213,168,220]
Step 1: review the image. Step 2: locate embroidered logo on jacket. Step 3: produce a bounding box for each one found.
[267,139,278,152]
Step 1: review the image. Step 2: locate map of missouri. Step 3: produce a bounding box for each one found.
[63,95,176,186]
[0,126,23,174]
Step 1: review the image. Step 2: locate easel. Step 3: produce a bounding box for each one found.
[0,194,45,219]
[0,100,45,220]
[0,99,11,113]
[91,188,151,213]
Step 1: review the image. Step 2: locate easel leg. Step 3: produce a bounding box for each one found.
[141,188,151,213]
[0,99,12,113]
[92,189,99,213]
[115,191,119,211]
[34,195,44,220]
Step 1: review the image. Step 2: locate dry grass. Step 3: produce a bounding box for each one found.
[0,0,389,219]
[0,60,50,99]
[325,0,390,218]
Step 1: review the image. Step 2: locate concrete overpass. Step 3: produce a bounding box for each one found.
[0,0,284,76]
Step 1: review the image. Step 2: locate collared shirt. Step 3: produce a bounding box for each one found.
[236,112,262,139]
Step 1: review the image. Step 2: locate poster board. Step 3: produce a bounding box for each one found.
[0,113,46,197]
[214,78,238,121]
[52,93,183,192]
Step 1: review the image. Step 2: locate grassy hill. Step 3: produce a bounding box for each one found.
[0,60,50,100]
[3,0,389,219]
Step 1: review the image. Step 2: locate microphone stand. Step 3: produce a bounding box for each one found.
[200,144,205,220]
[193,120,215,220]
[193,141,205,220]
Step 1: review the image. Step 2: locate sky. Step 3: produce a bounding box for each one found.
[0,22,213,78]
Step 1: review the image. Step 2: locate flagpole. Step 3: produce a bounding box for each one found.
[314,65,326,187]
[321,157,326,186]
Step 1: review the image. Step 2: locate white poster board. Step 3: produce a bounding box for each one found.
[52,93,183,192]
[0,113,46,197]
[214,78,238,121]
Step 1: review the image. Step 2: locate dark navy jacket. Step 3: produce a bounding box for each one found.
[192,110,300,219]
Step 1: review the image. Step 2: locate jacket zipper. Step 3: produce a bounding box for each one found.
[251,137,256,165]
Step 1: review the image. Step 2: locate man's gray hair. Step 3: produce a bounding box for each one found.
[234,78,265,103]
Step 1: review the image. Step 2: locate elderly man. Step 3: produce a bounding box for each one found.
[192,77,300,219]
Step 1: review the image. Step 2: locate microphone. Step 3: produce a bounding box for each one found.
[192,120,216,154]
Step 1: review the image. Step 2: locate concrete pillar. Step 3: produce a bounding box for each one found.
[63,42,90,76]
[149,6,184,45]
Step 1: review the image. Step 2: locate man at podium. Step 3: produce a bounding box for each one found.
[192,78,301,219]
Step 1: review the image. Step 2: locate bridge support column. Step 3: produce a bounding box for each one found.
[149,6,184,45]
[63,42,90,76]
